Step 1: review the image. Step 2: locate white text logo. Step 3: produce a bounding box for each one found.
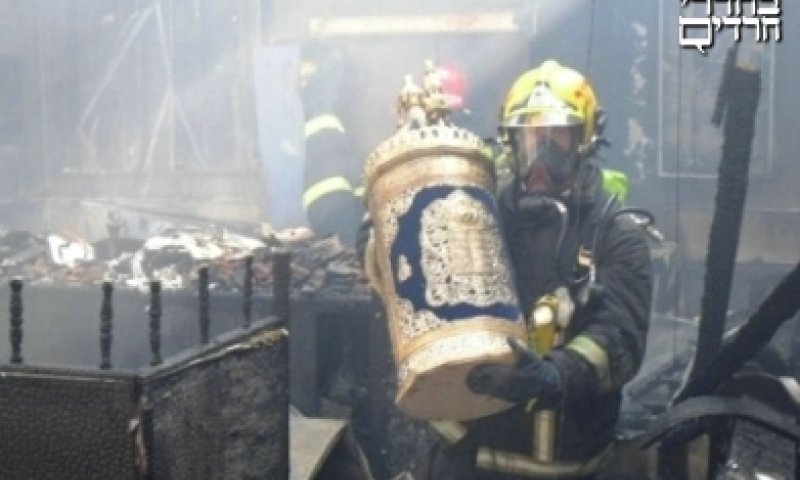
[679,0,782,54]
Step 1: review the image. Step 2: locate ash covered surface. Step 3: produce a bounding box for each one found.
[0,368,139,480]
[144,329,289,480]
[0,327,289,480]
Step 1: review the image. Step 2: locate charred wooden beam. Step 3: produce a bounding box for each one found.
[272,247,291,326]
[198,266,210,345]
[243,255,253,328]
[99,281,113,370]
[149,280,163,366]
[678,52,762,403]
[9,279,23,364]
[677,262,800,400]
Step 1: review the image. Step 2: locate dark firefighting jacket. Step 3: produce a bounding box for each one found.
[303,112,362,246]
[423,164,652,479]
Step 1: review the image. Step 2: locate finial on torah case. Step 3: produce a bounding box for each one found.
[396,60,453,130]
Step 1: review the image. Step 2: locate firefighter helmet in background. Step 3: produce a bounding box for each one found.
[437,63,469,111]
[499,60,604,184]
[300,42,346,115]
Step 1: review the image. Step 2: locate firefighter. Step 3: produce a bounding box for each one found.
[301,44,362,246]
[420,60,653,479]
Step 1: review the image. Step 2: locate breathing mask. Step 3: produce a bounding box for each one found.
[511,125,582,195]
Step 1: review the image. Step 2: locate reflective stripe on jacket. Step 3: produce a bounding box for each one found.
[303,175,354,210]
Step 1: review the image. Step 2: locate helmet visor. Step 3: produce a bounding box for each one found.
[503,110,583,129]
[510,125,582,192]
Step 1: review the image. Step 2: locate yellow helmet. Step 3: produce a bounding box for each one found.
[500,60,599,148]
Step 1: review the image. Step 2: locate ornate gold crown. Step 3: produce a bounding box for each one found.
[364,61,493,195]
[363,125,489,192]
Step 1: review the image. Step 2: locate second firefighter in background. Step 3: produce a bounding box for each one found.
[301,44,363,247]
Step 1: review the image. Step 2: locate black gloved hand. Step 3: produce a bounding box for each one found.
[466,338,563,404]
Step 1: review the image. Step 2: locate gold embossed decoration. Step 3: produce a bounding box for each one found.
[421,189,516,308]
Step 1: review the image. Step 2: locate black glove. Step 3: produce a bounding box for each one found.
[466,338,563,404]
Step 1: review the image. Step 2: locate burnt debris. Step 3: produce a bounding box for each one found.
[0,227,368,298]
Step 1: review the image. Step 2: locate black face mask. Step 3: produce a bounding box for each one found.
[534,140,579,187]
[511,127,581,193]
